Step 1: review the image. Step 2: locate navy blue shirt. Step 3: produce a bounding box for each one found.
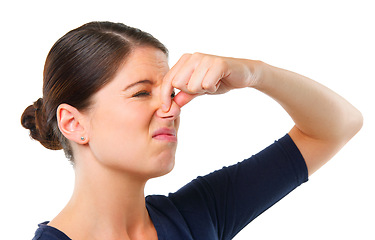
[33,134,308,240]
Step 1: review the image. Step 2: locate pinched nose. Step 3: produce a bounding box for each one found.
[155,100,180,120]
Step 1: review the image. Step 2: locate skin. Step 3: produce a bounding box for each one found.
[161,53,363,175]
[49,48,363,239]
[51,47,179,240]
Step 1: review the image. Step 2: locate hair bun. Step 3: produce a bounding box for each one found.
[21,98,62,150]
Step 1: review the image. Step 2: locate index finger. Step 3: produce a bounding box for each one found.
[161,54,191,112]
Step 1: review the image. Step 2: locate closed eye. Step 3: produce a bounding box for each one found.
[132,90,176,98]
[132,90,151,97]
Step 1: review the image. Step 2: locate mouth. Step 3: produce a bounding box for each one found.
[152,127,177,142]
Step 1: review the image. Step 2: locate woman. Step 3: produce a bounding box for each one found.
[22,21,362,240]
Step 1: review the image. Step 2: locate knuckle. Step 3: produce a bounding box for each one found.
[181,53,192,60]
[204,84,216,93]
[172,78,184,89]
[192,52,204,59]
[201,55,213,65]
[207,88,216,94]
[202,82,211,90]
[187,84,199,93]
[214,57,226,68]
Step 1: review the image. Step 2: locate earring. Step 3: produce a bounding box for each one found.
[81,137,85,141]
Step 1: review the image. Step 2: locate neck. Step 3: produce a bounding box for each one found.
[49,154,156,240]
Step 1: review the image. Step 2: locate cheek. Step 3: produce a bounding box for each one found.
[89,104,153,166]
[87,101,177,178]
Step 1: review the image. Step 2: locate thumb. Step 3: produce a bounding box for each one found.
[173,91,199,108]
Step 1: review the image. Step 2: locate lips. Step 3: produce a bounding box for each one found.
[152,128,177,142]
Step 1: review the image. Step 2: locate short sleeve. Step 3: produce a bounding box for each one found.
[32,221,72,240]
[168,134,308,240]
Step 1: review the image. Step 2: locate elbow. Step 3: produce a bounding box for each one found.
[343,107,363,143]
[328,105,363,146]
[352,109,363,136]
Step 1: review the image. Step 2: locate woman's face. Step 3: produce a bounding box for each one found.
[85,47,180,179]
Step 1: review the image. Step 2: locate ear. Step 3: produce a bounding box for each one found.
[56,104,89,145]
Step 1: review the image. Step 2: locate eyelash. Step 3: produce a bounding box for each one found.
[133,90,150,97]
[133,90,176,99]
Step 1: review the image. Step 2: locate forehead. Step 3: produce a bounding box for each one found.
[121,47,169,78]
[90,47,169,106]
[96,47,169,97]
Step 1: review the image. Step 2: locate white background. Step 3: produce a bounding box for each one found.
[1,0,374,239]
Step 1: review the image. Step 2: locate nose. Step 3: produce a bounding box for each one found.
[155,100,180,120]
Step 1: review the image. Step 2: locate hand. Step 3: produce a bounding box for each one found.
[161,53,260,111]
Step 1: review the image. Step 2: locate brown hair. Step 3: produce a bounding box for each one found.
[21,21,168,161]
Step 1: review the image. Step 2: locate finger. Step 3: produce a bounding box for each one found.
[187,57,210,94]
[201,63,225,93]
[161,54,191,112]
[173,91,199,108]
[171,53,203,94]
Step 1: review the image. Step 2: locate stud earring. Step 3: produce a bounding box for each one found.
[81,137,85,141]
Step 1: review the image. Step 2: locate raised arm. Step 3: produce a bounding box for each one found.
[253,62,363,176]
[161,53,363,176]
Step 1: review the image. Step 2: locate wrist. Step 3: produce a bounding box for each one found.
[245,59,268,89]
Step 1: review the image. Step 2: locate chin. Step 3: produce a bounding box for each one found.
[149,154,175,179]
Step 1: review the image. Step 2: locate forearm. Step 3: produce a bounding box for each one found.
[252,61,363,145]
[163,52,363,176]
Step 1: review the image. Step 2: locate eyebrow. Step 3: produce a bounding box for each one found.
[123,80,153,91]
